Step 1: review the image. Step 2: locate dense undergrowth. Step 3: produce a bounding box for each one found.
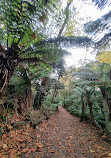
[60,88,111,144]
[62,90,105,128]
[59,62,111,137]
[0,89,59,138]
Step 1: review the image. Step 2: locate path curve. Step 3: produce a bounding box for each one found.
[35,106,111,158]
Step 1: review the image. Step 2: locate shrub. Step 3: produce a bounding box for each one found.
[67,105,82,117]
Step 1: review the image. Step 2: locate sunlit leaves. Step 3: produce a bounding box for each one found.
[64,19,79,36]
[96,51,111,64]
[60,73,71,87]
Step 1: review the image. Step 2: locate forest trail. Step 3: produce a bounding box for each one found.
[35,106,111,158]
[1,107,111,158]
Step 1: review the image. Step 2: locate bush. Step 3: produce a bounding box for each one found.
[67,105,82,117]
[26,108,41,127]
[43,93,59,111]
[93,108,105,128]
[84,107,90,120]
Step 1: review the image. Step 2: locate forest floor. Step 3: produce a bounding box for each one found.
[0,106,111,158]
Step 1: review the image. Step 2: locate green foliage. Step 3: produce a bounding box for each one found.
[61,86,106,127]
[60,61,111,132]
[67,105,82,117]
[26,108,42,126]
[10,67,31,98]
[93,107,105,128]
[0,0,58,47]
[44,93,58,111]
[49,79,64,90]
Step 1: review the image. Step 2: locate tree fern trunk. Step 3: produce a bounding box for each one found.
[80,96,85,121]
[86,91,95,125]
[101,88,111,135]
[41,77,49,92]
[0,46,18,111]
[102,97,111,135]
[19,88,34,113]
[89,102,95,125]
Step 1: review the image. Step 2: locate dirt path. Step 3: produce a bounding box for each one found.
[34,106,111,158]
[1,106,111,158]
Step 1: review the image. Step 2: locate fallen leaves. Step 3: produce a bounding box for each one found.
[0,107,111,158]
[95,144,106,151]
[25,153,30,157]
[30,148,36,152]
[36,134,40,138]
[22,147,30,153]
[78,130,83,133]
[36,143,44,148]
[0,113,44,158]
[8,125,13,130]
[49,149,55,153]
[90,149,95,153]
[21,143,25,148]
[69,136,73,139]
[67,149,73,152]
[102,134,107,138]
[3,144,8,149]
[108,153,111,157]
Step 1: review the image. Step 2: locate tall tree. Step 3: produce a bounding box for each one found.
[0,0,58,93]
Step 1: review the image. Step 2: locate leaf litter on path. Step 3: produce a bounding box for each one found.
[0,106,111,158]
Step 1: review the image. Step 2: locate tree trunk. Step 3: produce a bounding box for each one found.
[80,96,85,121]
[51,86,58,103]
[14,97,19,115]
[0,45,18,110]
[101,88,111,135]
[15,88,34,114]
[102,97,111,135]
[86,91,95,125]
[89,101,94,124]
[26,88,34,109]
[41,77,49,93]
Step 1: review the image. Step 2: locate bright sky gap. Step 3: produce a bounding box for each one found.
[63,0,111,68]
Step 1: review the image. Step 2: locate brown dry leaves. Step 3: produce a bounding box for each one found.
[0,114,44,158]
[0,107,111,158]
